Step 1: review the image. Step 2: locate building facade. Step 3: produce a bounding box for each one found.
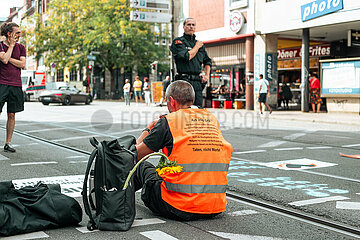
[255,0,360,113]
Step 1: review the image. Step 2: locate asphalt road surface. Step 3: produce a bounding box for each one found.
[0,101,359,240]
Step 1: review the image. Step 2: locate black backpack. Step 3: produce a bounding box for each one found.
[82,136,137,231]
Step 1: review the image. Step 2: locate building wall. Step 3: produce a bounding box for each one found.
[189,0,224,32]
[258,0,360,34]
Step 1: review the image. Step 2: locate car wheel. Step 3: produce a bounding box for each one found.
[42,101,49,105]
[85,96,91,105]
[63,96,71,105]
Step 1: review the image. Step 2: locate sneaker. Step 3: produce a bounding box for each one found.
[4,143,16,153]
[269,109,273,114]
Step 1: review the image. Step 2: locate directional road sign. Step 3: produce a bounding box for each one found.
[87,55,96,61]
[130,11,171,23]
[130,0,170,10]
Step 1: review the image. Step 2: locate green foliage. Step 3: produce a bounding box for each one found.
[28,0,169,74]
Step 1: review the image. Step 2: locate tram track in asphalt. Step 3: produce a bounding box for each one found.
[9,127,360,239]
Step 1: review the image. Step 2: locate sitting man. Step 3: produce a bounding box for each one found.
[135,80,233,221]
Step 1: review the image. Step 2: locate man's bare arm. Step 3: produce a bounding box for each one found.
[188,41,203,60]
[9,56,26,69]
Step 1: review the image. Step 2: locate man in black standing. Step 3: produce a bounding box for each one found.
[170,18,211,107]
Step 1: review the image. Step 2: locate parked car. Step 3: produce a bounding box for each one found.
[39,86,92,105]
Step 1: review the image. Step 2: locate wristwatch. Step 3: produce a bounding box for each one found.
[143,128,151,133]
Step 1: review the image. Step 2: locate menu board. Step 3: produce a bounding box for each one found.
[321,59,360,97]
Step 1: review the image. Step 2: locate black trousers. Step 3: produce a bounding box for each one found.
[134,161,220,221]
[173,77,203,107]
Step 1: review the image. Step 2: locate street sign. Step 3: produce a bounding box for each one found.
[130,11,171,23]
[88,60,94,66]
[87,55,96,61]
[130,0,170,10]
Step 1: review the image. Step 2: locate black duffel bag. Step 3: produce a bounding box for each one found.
[0,181,82,236]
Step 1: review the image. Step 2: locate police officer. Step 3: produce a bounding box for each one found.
[170,17,211,107]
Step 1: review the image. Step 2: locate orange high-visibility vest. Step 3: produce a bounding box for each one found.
[161,108,233,214]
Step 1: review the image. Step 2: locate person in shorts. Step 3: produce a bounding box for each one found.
[0,22,26,152]
[258,74,272,114]
[133,76,143,104]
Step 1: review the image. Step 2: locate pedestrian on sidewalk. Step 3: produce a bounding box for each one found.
[123,79,131,106]
[159,76,170,106]
[133,76,143,104]
[258,74,272,114]
[309,73,322,113]
[0,23,26,153]
[143,77,151,106]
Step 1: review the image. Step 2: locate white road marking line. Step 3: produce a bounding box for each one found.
[140,230,178,240]
[132,218,166,227]
[357,193,360,195]
[66,155,87,159]
[336,201,360,210]
[0,153,9,161]
[25,143,39,146]
[76,227,99,233]
[25,127,66,133]
[233,150,266,154]
[53,135,99,142]
[323,135,352,139]
[209,231,284,240]
[257,141,287,148]
[283,133,306,140]
[228,210,259,216]
[274,147,303,151]
[306,146,333,150]
[1,231,49,240]
[289,196,350,206]
[69,160,88,164]
[76,218,166,233]
[342,143,360,148]
[11,161,58,166]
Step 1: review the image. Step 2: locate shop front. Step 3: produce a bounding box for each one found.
[277,41,330,109]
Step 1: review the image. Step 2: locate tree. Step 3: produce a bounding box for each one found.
[28,0,169,90]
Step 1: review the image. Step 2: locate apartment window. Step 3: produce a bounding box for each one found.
[38,0,42,14]
[57,70,64,81]
[70,69,77,81]
[230,0,248,9]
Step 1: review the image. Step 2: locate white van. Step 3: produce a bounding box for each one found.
[21,70,46,101]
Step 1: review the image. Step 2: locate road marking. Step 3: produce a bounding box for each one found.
[274,147,303,151]
[342,143,360,148]
[289,196,350,206]
[140,230,178,240]
[69,160,88,164]
[336,201,360,210]
[0,231,49,240]
[53,135,99,142]
[257,141,287,148]
[306,146,333,150]
[357,193,360,195]
[233,150,266,154]
[0,153,9,160]
[283,133,306,140]
[25,127,66,133]
[66,155,87,159]
[132,218,166,227]
[11,161,58,166]
[13,175,84,198]
[264,158,337,170]
[228,210,258,216]
[323,135,352,139]
[76,227,99,233]
[209,231,284,240]
[25,143,39,146]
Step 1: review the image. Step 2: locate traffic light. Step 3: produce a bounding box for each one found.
[88,65,93,70]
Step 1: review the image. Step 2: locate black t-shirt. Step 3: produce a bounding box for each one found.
[162,80,170,93]
[143,117,174,155]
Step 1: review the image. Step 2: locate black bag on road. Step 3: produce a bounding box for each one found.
[82,136,137,231]
[0,182,82,236]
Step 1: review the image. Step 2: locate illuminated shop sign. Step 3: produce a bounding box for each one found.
[301,0,343,22]
[277,44,330,60]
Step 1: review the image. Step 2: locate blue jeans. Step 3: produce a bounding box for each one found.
[124,92,130,105]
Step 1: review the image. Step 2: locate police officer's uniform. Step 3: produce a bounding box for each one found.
[170,34,211,107]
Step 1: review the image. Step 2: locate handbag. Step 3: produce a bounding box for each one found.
[0,181,82,236]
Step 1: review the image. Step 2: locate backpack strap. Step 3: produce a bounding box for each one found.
[82,146,98,231]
